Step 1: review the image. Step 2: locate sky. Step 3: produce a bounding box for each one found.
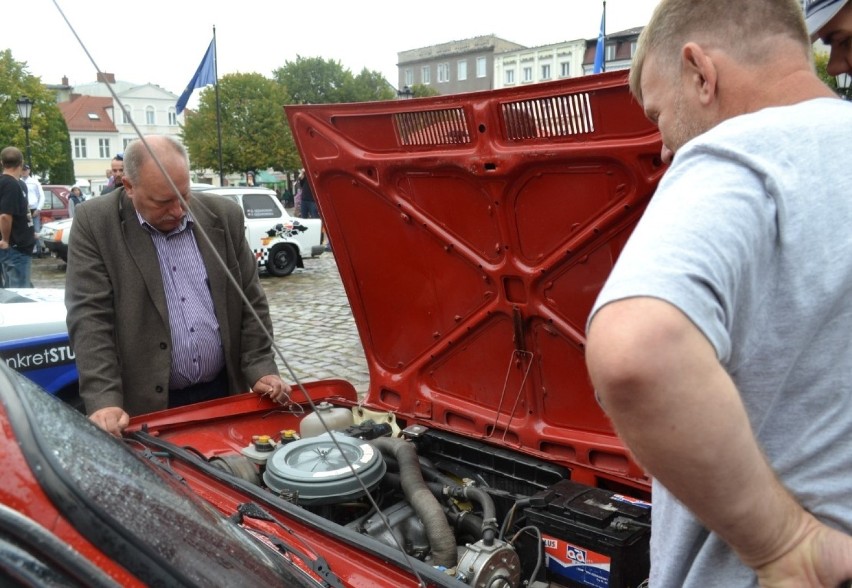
[6,0,661,109]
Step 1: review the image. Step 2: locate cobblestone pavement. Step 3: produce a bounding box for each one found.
[31,253,371,395]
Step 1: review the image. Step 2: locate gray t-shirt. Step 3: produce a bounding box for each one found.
[590,97,852,587]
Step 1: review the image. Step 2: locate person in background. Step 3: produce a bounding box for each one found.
[21,164,44,257]
[298,169,318,219]
[584,0,852,586]
[807,0,852,75]
[66,136,290,437]
[293,178,303,218]
[100,153,124,195]
[102,169,114,194]
[281,185,294,209]
[0,147,36,288]
[67,186,83,218]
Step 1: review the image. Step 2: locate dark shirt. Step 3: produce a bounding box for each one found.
[299,177,315,203]
[0,175,36,252]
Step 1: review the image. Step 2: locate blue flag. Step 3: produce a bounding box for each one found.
[593,7,605,74]
[176,39,216,115]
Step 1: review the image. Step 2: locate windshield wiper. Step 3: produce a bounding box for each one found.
[232,502,344,588]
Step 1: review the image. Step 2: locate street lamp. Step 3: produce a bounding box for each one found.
[397,85,414,99]
[15,96,34,168]
[837,73,851,100]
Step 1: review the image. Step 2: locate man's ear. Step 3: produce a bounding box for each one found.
[681,42,718,106]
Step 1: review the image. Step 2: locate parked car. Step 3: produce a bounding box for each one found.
[40,187,324,276]
[0,71,662,587]
[39,217,72,262]
[39,185,71,223]
[0,288,79,409]
[202,187,325,276]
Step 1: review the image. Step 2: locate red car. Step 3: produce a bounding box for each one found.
[0,71,663,587]
[39,185,71,223]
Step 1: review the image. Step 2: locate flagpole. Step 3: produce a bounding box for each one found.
[602,0,607,73]
[213,25,224,186]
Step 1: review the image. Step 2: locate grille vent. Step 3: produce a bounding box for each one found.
[395,108,470,146]
[502,92,595,140]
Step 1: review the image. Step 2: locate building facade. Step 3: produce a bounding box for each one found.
[55,73,184,194]
[493,39,588,90]
[398,28,643,97]
[581,27,643,74]
[397,35,526,95]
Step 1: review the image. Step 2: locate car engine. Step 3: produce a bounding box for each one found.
[202,402,652,588]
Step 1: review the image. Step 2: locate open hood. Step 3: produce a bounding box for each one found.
[287,71,664,489]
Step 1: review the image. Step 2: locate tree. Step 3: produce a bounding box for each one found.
[274,57,396,104]
[0,49,73,183]
[181,72,300,175]
[410,83,440,98]
[273,56,351,105]
[346,68,397,102]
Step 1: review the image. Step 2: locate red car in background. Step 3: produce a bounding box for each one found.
[39,185,71,223]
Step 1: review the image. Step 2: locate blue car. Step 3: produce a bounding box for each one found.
[0,288,80,410]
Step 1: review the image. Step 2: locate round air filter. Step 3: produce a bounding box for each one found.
[263,432,386,504]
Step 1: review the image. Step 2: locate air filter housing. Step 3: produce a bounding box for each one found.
[263,432,386,504]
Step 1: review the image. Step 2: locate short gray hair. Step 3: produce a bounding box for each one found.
[123,136,189,184]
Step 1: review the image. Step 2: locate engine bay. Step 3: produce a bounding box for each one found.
[131,392,651,588]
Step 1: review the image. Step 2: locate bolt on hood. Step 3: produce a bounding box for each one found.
[286,71,664,490]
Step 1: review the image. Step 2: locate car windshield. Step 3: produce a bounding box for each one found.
[5,369,313,586]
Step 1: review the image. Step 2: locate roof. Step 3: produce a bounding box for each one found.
[398,35,526,63]
[57,96,116,133]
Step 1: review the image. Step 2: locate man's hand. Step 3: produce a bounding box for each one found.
[89,406,130,437]
[753,512,852,588]
[252,374,291,404]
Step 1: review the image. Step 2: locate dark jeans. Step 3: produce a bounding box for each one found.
[301,200,319,219]
[0,247,33,288]
[168,368,229,408]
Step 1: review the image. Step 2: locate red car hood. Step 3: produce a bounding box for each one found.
[286,71,664,489]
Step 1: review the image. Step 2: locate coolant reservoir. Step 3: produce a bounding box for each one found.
[300,401,354,438]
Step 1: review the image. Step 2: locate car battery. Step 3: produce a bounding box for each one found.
[523,480,651,588]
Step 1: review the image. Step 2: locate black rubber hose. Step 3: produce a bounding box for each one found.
[371,437,458,568]
[446,485,498,546]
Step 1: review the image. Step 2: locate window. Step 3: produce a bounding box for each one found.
[242,193,282,219]
[476,57,487,78]
[404,68,413,87]
[146,106,155,125]
[43,191,62,211]
[560,62,570,78]
[522,67,533,82]
[168,109,177,125]
[87,112,100,120]
[541,64,551,80]
[630,41,638,57]
[606,44,616,61]
[74,138,87,159]
[421,66,431,84]
[122,107,132,124]
[123,138,133,150]
[437,63,450,83]
[505,69,515,84]
[457,60,468,81]
[99,139,111,159]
